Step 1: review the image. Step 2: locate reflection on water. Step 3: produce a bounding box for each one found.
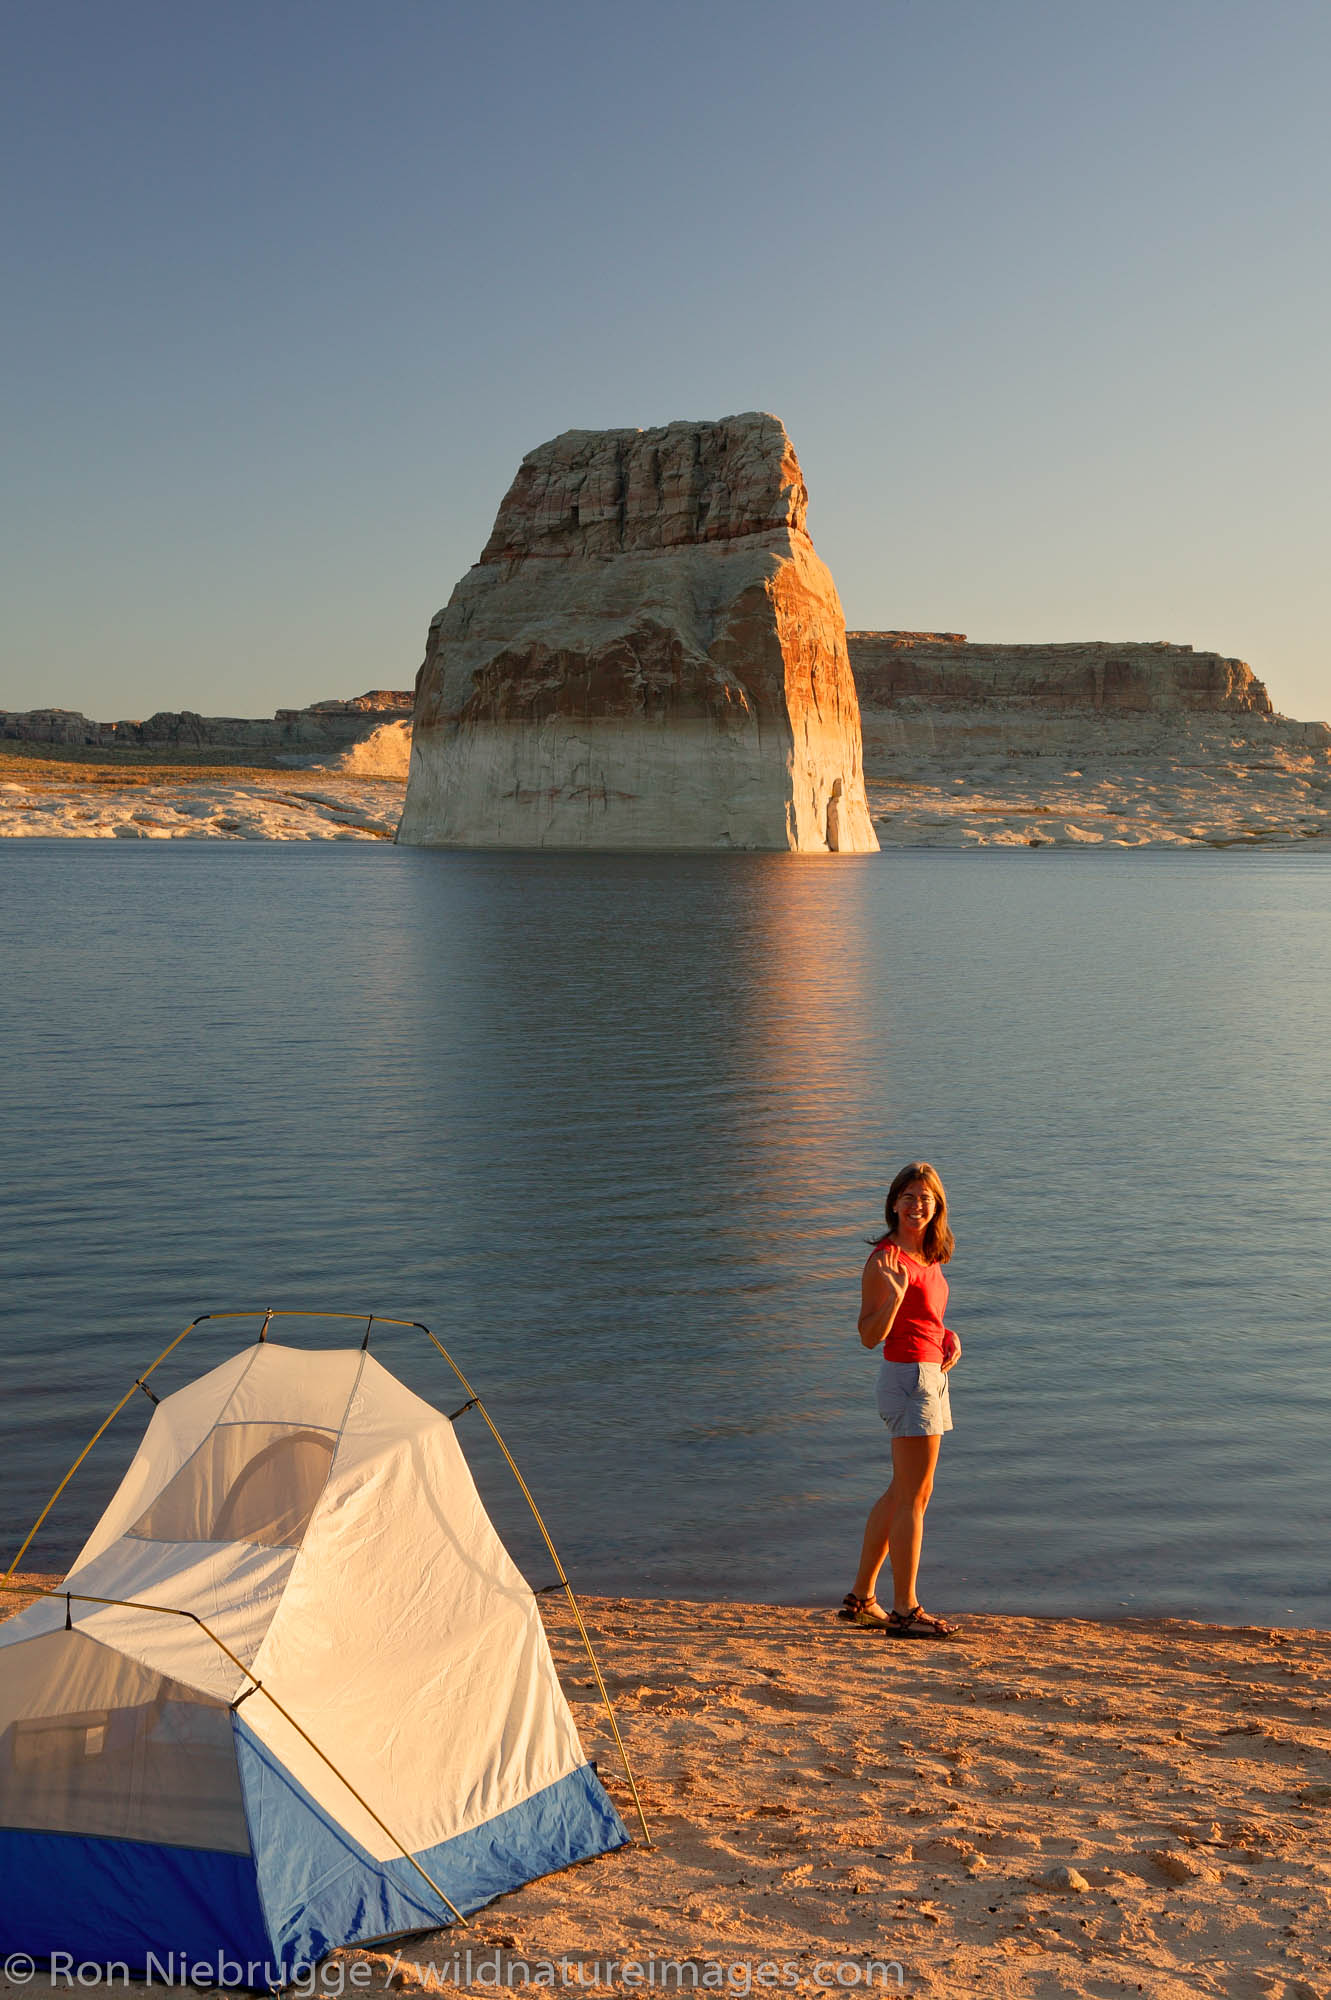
[1,843,1329,1627]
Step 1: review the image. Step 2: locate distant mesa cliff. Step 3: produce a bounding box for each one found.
[0,690,413,757]
[398,413,878,851]
[844,632,1330,766]
[846,633,1273,715]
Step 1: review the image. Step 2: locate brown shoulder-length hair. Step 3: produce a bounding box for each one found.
[873,1161,955,1265]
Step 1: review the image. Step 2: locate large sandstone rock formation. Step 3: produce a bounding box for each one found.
[398,414,878,850]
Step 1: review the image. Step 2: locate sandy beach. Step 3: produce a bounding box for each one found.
[4,1577,1328,1997]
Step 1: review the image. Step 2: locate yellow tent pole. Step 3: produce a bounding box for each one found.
[4,1314,208,1581]
[414,1324,654,1851]
[24,1589,466,1927]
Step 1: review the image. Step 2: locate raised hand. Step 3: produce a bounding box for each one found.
[878,1246,911,1301]
[859,1241,915,1347]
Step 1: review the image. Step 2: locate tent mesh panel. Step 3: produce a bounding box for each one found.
[128,1423,336,1548]
[0,1629,249,1851]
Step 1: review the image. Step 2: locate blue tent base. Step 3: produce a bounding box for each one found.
[0,1828,273,1979]
[0,1749,629,1987]
[237,1722,630,1974]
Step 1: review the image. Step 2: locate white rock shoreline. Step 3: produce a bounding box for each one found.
[4,707,1329,850]
[865,768,1331,851]
[3,765,1330,849]
[860,708,1331,849]
[0,773,404,843]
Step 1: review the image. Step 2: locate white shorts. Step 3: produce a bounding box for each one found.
[876,1359,953,1438]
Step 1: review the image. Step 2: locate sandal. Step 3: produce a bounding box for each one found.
[838,1591,892,1630]
[886,1604,960,1640]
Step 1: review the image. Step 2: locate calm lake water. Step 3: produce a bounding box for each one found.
[2,842,1328,1627]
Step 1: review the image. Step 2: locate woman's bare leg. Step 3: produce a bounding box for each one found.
[851,1480,896,1603]
[886,1434,941,1612]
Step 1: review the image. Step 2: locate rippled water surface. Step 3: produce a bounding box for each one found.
[2,842,1328,1626]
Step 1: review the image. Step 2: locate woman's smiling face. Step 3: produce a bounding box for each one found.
[894,1180,938,1230]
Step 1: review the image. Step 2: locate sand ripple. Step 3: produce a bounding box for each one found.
[8,1582,1323,1995]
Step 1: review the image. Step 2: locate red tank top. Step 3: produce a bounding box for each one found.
[880,1246,951,1363]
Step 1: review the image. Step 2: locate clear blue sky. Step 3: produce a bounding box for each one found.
[3,0,1328,721]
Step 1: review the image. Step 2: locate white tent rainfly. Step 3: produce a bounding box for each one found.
[0,1318,636,1983]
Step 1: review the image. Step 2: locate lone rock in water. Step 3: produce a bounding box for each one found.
[397,413,879,851]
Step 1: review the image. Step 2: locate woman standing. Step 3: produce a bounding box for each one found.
[841,1162,961,1638]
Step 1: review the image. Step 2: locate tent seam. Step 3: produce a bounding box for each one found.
[231,1710,284,1974]
[214,1343,266,1428]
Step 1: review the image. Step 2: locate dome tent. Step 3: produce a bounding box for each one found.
[0,1332,631,1982]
